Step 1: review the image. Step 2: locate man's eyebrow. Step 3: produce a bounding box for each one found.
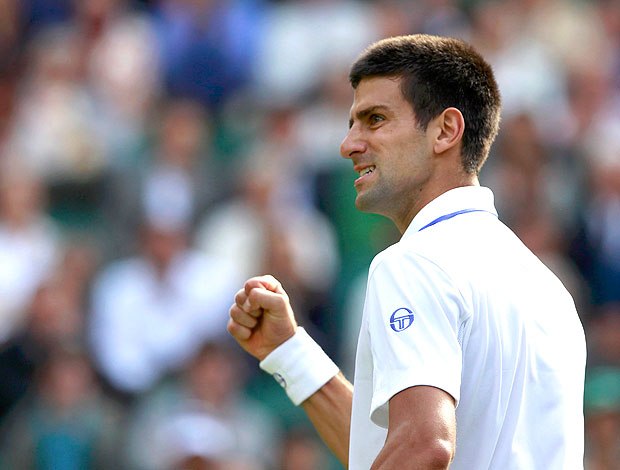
[348,105,390,128]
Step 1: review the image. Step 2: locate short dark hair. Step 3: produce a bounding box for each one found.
[349,34,501,174]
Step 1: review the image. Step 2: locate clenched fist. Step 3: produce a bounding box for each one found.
[228,275,298,360]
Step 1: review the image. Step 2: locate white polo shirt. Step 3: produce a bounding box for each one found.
[349,186,586,469]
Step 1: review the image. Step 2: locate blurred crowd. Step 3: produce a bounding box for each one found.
[0,0,618,469]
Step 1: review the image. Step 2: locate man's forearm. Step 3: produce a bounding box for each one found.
[301,372,353,467]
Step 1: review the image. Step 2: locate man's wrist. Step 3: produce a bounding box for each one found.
[259,327,339,405]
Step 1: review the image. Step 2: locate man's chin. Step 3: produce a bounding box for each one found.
[355,193,378,214]
[355,192,394,222]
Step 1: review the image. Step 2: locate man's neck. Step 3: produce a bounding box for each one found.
[395,173,480,234]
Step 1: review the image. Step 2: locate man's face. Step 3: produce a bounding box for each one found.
[340,76,433,227]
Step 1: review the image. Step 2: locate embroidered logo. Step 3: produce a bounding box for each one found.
[273,372,287,389]
[389,307,414,332]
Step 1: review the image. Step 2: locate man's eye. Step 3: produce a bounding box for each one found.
[369,114,384,125]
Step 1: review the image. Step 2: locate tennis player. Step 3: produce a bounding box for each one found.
[228,35,586,469]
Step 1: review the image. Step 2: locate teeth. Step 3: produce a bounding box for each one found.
[359,166,375,177]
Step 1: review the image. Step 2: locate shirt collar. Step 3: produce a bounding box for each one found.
[402,186,498,238]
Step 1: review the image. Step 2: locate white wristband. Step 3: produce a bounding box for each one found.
[259,327,339,405]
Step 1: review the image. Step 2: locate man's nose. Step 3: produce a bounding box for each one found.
[340,127,367,159]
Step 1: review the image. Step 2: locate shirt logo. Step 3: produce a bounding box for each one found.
[273,372,287,389]
[390,307,414,332]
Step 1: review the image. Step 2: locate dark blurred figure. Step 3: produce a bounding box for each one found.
[152,0,263,110]
[0,0,21,137]
[0,346,122,469]
[277,429,328,470]
[103,98,223,259]
[125,342,280,469]
[483,112,582,231]
[174,455,222,470]
[570,124,620,307]
[583,303,620,470]
[20,0,74,38]
[0,244,97,421]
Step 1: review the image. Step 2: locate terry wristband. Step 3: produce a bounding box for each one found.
[259,327,339,405]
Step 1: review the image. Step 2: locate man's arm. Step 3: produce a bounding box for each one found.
[301,373,353,465]
[372,385,456,470]
[227,275,353,467]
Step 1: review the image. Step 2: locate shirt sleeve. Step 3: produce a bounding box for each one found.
[367,249,465,428]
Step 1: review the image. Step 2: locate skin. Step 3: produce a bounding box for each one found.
[228,76,478,469]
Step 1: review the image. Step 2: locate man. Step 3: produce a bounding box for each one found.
[228,35,586,469]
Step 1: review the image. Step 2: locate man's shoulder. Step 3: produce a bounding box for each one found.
[368,238,451,284]
[366,225,486,304]
[368,240,408,277]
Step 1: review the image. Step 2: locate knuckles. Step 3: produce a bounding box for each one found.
[247,289,258,303]
[274,295,286,310]
[234,288,247,306]
[229,305,242,320]
[230,306,258,328]
[236,276,291,315]
[227,317,251,340]
[247,288,264,306]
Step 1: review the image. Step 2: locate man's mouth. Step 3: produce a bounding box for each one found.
[359,166,375,177]
[355,165,376,185]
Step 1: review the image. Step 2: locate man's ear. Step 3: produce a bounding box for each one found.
[431,107,465,155]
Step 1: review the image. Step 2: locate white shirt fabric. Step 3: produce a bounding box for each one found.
[349,186,586,470]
